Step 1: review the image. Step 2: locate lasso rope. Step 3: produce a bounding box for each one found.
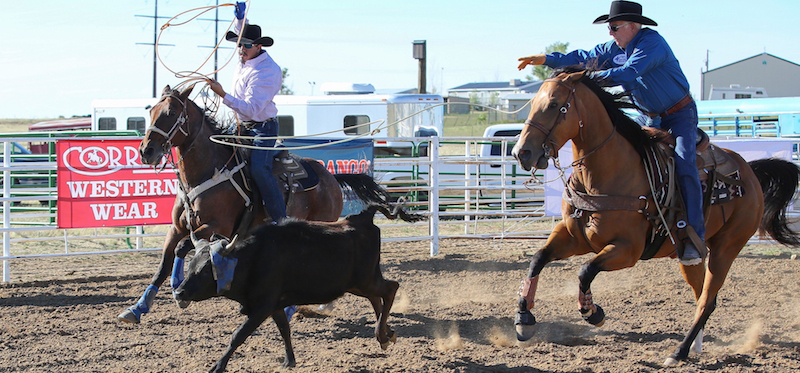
[153,2,538,163]
[209,100,533,151]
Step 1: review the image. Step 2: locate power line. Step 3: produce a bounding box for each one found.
[135,0,173,98]
[197,0,233,81]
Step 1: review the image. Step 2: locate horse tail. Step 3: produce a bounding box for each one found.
[335,173,426,223]
[749,158,800,246]
[334,173,392,204]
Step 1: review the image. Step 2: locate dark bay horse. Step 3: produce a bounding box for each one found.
[511,69,800,366]
[118,84,393,323]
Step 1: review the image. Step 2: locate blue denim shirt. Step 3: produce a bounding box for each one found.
[544,28,690,114]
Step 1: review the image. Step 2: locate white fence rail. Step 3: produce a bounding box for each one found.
[1,135,554,283]
[4,136,800,283]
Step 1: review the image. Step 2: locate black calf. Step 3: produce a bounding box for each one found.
[174,204,423,372]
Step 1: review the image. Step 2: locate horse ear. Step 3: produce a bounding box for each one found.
[564,71,587,85]
[162,85,172,97]
[179,83,197,101]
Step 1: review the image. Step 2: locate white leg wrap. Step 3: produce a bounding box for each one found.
[690,329,703,354]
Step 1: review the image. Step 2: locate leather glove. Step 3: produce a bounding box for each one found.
[517,54,547,70]
[234,2,246,20]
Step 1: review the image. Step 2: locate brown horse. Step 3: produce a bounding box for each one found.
[511,68,800,366]
[118,84,393,323]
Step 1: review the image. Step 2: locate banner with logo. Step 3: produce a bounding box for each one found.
[283,138,374,215]
[56,138,375,228]
[282,138,374,175]
[57,139,178,228]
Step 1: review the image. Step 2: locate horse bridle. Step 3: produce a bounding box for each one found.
[523,77,614,168]
[523,78,582,160]
[146,93,190,151]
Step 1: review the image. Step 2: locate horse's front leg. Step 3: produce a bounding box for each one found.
[118,225,186,324]
[516,221,587,341]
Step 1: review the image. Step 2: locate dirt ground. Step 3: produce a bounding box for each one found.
[1,239,799,373]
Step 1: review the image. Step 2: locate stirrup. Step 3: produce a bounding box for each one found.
[679,239,703,266]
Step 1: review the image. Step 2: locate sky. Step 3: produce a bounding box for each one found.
[2,0,800,119]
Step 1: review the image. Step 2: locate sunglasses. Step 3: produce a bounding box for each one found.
[238,43,254,49]
[608,22,630,32]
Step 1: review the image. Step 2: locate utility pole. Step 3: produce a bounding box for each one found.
[413,40,427,94]
[199,0,233,81]
[136,0,173,98]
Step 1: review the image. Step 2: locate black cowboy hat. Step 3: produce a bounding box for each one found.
[225,24,274,47]
[592,1,657,26]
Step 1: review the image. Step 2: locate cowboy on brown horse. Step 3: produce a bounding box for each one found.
[518,0,704,266]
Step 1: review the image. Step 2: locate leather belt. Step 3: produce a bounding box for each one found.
[241,117,277,129]
[648,94,693,118]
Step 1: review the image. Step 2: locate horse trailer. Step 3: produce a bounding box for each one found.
[89,86,444,156]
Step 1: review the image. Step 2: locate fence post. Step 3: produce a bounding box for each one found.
[3,141,10,283]
[429,137,440,256]
[136,226,144,250]
[464,140,471,234]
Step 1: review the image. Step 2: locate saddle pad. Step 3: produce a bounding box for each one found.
[704,170,744,205]
[273,153,319,192]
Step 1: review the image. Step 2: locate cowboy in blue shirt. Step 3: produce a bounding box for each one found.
[518,1,704,265]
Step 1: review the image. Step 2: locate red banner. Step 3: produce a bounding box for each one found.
[57,139,178,228]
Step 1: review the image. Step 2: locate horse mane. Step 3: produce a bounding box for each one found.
[552,67,667,158]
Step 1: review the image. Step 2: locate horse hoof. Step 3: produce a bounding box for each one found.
[515,310,537,341]
[581,305,605,327]
[515,324,536,341]
[389,330,397,344]
[317,302,336,312]
[380,341,391,350]
[117,309,140,324]
[281,359,297,369]
[663,357,680,367]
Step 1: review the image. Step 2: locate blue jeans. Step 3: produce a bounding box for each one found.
[636,102,705,241]
[250,118,287,222]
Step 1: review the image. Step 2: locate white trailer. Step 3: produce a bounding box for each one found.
[90,98,158,134]
[90,87,444,156]
[273,91,443,156]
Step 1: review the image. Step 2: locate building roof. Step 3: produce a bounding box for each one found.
[449,80,543,92]
[706,52,800,73]
[504,93,536,101]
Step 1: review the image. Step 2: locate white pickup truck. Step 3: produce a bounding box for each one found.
[373,123,534,208]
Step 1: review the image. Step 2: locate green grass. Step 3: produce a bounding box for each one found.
[0,119,57,133]
[443,113,493,137]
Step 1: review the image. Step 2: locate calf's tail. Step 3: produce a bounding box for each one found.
[373,203,426,223]
[335,173,426,223]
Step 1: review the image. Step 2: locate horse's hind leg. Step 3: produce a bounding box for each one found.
[678,255,706,353]
[665,240,743,366]
[576,243,640,327]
